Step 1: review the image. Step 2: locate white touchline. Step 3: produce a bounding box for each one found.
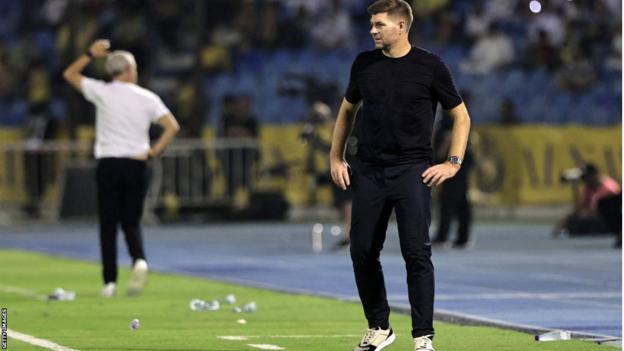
[8,329,80,351]
[248,344,286,350]
[219,334,360,339]
[0,284,48,300]
[218,336,249,340]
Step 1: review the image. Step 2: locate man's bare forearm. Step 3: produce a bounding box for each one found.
[150,114,180,157]
[62,55,91,90]
[150,129,177,156]
[63,40,111,90]
[447,103,471,160]
[63,55,90,78]
[330,99,358,161]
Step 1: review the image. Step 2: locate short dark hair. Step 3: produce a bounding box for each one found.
[367,0,414,29]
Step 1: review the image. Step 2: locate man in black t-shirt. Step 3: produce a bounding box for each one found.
[329,1,471,350]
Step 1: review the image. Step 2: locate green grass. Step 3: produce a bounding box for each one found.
[0,249,615,351]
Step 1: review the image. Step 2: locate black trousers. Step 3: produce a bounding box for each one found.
[598,193,622,243]
[434,172,472,244]
[350,161,434,338]
[96,158,148,284]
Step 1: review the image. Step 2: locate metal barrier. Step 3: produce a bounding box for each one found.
[150,138,260,210]
[0,138,260,220]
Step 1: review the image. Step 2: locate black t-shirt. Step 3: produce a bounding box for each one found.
[345,46,462,165]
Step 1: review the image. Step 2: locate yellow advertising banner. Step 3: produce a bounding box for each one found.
[473,125,622,205]
[0,125,619,208]
[0,129,25,203]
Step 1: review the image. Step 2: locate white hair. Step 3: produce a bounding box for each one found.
[105,50,136,77]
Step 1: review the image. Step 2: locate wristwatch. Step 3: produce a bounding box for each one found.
[448,156,462,166]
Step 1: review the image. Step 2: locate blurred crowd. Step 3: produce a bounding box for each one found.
[456,0,621,90]
[0,0,620,140]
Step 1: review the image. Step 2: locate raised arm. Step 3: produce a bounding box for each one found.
[330,98,360,190]
[63,40,111,91]
[422,102,471,187]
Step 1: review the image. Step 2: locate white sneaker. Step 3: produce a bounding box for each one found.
[414,335,435,351]
[354,327,395,351]
[127,259,148,296]
[101,282,117,297]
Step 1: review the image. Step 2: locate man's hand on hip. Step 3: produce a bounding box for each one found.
[422,162,460,187]
[330,158,351,190]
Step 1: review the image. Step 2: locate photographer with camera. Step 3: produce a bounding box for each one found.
[300,102,355,250]
[554,163,621,244]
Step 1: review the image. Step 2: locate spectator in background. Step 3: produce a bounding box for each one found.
[233,0,257,51]
[601,0,622,15]
[525,30,560,71]
[433,12,458,45]
[256,1,280,48]
[432,94,474,249]
[278,5,310,48]
[28,63,52,110]
[23,62,56,218]
[461,23,514,74]
[309,0,354,50]
[152,1,185,51]
[408,0,448,18]
[527,5,565,48]
[0,46,16,100]
[483,0,520,21]
[498,98,521,126]
[200,36,233,74]
[281,0,333,17]
[556,50,596,92]
[218,94,260,197]
[464,2,491,43]
[111,2,150,76]
[173,75,212,202]
[174,75,204,138]
[7,32,43,78]
[553,163,621,237]
[605,24,621,71]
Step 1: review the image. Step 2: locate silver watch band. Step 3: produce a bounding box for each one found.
[448,156,462,165]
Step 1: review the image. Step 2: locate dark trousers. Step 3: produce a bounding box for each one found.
[434,174,471,244]
[598,193,622,244]
[96,158,148,284]
[350,161,434,338]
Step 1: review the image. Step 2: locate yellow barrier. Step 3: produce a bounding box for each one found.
[473,125,621,205]
[0,124,620,207]
[258,124,333,206]
[0,129,25,203]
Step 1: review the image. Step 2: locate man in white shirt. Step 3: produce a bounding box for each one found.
[63,39,180,297]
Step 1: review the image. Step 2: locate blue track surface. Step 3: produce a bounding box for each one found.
[0,222,620,338]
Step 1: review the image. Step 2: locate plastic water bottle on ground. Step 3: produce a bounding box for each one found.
[48,288,76,301]
[311,223,323,253]
[130,318,140,331]
[243,301,257,313]
[224,294,236,304]
[206,300,220,311]
[189,299,206,311]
